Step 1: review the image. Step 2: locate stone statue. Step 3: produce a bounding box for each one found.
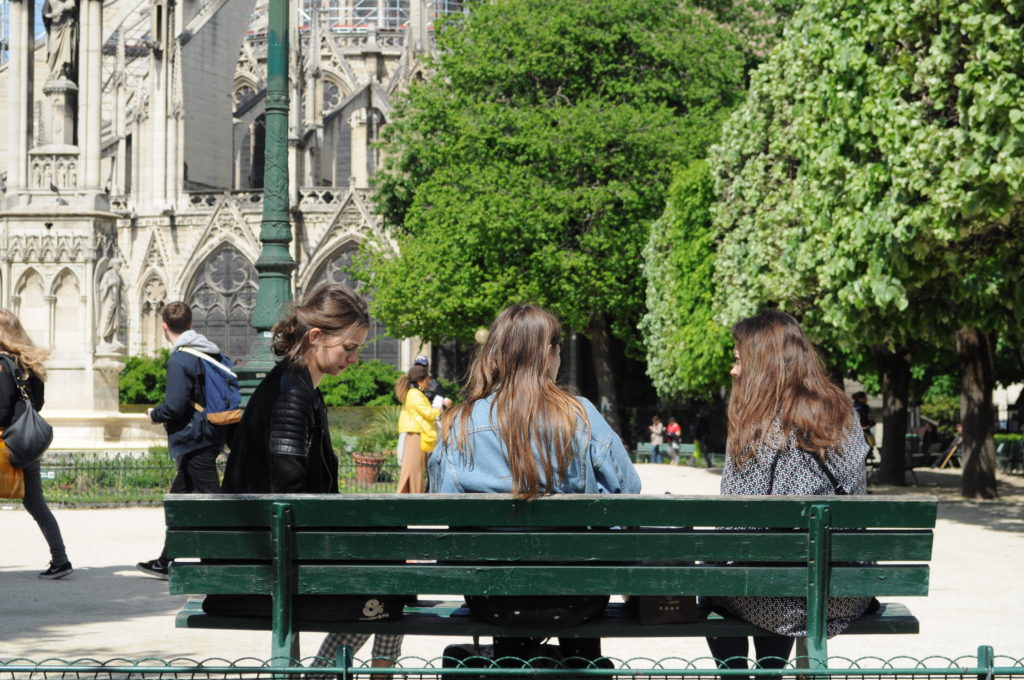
[42,0,78,81]
[97,258,124,351]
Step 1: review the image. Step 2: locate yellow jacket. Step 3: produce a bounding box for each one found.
[398,387,440,453]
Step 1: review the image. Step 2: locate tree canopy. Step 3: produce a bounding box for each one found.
[363,0,746,418]
[697,0,1024,494]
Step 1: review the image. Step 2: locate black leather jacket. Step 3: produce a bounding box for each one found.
[221,361,338,494]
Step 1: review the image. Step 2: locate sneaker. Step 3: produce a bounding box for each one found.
[136,559,169,580]
[39,561,73,580]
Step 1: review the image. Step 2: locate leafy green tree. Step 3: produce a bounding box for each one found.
[365,0,746,431]
[707,0,1024,496]
[641,160,733,399]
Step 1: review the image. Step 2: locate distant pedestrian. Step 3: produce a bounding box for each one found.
[395,364,447,494]
[665,417,682,465]
[692,406,713,468]
[0,308,71,579]
[412,354,446,409]
[138,301,235,580]
[648,415,664,464]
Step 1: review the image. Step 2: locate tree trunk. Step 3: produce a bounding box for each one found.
[957,327,998,499]
[587,314,623,436]
[873,344,911,486]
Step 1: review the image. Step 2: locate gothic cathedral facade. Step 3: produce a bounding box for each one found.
[0,0,461,446]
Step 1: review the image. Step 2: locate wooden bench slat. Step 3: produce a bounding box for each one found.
[169,563,929,597]
[165,494,939,529]
[167,529,934,563]
[174,597,920,638]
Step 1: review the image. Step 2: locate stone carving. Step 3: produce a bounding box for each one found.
[97,258,125,351]
[42,0,78,81]
[4,235,89,263]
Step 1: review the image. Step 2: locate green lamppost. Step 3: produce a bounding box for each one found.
[237,0,294,401]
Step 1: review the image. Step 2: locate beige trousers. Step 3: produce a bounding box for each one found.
[396,433,426,494]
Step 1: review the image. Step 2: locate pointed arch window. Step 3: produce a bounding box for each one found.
[186,244,258,360]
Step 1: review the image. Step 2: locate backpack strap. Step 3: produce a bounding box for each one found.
[177,346,238,378]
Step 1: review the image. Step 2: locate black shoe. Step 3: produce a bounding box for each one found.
[136,559,169,580]
[39,561,73,579]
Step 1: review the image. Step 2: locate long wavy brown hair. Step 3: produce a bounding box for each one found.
[0,308,49,381]
[271,283,370,365]
[440,304,586,499]
[727,310,850,464]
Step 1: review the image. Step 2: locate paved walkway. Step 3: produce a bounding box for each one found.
[2,465,1022,663]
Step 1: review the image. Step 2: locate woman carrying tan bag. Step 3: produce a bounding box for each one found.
[0,308,71,579]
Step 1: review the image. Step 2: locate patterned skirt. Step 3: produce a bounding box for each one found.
[704,595,873,638]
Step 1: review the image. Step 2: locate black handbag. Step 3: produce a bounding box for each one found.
[0,355,53,468]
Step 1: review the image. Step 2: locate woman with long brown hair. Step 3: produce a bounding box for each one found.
[429,304,640,665]
[0,308,71,579]
[704,309,871,671]
[219,283,403,668]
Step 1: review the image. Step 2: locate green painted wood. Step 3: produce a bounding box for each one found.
[805,504,831,667]
[164,494,938,530]
[169,563,929,598]
[166,528,933,562]
[175,598,920,638]
[270,503,297,663]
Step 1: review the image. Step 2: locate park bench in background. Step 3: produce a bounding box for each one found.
[165,493,937,671]
[632,442,653,463]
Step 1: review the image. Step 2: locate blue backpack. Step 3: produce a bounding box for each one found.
[178,347,242,426]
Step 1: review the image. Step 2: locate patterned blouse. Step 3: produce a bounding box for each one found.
[704,416,871,638]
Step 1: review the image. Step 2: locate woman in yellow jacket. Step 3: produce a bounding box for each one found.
[395,364,447,493]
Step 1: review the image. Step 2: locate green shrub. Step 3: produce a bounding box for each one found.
[119,351,169,404]
[356,405,401,453]
[320,360,402,406]
[919,374,960,439]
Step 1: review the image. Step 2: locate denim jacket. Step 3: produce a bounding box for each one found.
[428,394,641,495]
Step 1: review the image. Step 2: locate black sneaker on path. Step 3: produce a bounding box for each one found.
[136,559,169,580]
[39,561,73,579]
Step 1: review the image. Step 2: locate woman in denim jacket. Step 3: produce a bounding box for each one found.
[429,304,640,666]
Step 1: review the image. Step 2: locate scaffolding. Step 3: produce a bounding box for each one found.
[250,0,465,36]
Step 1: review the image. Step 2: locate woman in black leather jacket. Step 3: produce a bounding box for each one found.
[222,283,370,493]
[0,308,71,579]
[219,283,404,666]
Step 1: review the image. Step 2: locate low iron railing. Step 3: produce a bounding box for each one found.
[31,451,399,506]
[2,648,1023,679]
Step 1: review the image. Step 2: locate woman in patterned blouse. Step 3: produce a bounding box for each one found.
[704,309,871,672]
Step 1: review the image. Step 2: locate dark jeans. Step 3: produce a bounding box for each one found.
[158,445,220,562]
[650,444,662,464]
[22,459,68,564]
[706,635,794,680]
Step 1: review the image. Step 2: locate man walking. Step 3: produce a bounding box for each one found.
[137,302,228,579]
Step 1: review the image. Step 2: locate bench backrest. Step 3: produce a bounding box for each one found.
[166,493,934,599]
[165,494,935,664]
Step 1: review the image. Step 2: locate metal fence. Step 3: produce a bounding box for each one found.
[2,648,1024,680]
[35,451,400,506]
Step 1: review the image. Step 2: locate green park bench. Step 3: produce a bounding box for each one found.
[165,493,937,672]
[632,442,653,462]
